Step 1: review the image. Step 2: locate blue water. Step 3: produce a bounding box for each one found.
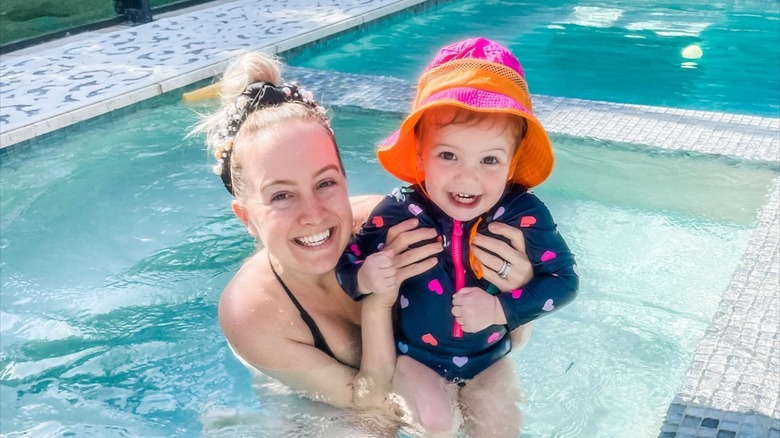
[289,0,780,117]
[0,99,775,436]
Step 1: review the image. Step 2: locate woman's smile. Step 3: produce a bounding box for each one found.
[293,227,334,248]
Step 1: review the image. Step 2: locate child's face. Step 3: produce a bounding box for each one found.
[418,117,514,222]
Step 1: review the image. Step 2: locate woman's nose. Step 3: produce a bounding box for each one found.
[298,194,327,224]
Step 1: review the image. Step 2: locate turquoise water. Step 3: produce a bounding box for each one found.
[289,0,780,117]
[1,98,776,436]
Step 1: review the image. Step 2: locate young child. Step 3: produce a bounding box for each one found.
[337,37,579,384]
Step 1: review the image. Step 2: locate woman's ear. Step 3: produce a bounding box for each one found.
[232,200,259,238]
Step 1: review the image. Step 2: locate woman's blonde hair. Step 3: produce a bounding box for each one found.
[191,51,339,200]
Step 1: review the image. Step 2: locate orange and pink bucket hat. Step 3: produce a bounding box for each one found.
[377,37,554,189]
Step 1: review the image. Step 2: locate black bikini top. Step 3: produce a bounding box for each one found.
[268,258,337,360]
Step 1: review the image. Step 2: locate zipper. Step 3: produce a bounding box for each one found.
[452,220,464,338]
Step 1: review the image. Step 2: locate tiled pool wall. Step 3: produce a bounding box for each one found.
[657,184,779,438]
[0,1,778,436]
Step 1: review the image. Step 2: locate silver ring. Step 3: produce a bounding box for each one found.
[497,260,512,279]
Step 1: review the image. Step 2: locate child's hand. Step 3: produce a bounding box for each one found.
[451,287,507,333]
[357,250,398,297]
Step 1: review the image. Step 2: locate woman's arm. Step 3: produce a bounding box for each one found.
[350,195,385,233]
[221,219,442,410]
[219,267,370,408]
[352,293,397,408]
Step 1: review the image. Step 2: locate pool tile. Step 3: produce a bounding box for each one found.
[682,415,703,428]
[700,418,719,428]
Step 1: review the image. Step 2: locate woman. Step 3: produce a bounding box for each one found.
[193,52,534,433]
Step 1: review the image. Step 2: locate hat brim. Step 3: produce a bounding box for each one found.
[378,87,554,188]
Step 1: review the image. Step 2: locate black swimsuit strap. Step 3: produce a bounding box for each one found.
[268,258,337,360]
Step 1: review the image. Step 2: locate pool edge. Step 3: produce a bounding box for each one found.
[0,0,443,149]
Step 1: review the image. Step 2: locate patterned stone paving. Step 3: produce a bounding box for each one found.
[1,1,778,437]
[0,0,425,146]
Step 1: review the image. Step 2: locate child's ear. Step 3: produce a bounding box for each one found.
[232,200,259,238]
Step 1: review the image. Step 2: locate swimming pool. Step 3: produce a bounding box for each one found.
[0,95,775,436]
[1,0,778,437]
[290,0,780,117]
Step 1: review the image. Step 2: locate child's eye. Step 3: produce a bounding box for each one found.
[438,151,456,161]
[482,156,500,165]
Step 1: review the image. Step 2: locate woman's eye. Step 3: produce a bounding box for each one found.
[317,179,337,189]
[482,156,500,165]
[271,192,291,202]
[438,151,456,160]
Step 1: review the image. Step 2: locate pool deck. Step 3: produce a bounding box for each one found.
[1,0,778,436]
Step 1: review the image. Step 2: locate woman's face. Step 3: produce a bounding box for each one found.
[236,120,353,276]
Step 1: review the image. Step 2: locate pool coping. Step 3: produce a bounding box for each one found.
[1,1,778,436]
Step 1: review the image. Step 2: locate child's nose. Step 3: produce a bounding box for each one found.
[454,165,478,183]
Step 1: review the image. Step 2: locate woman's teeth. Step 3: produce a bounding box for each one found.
[295,229,331,247]
[453,193,477,204]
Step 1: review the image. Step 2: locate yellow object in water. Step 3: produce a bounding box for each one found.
[681,44,703,60]
[182,83,221,102]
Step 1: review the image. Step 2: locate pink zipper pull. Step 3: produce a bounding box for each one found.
[452,220,464,338]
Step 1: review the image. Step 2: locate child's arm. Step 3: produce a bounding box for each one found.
[494,192,579,331]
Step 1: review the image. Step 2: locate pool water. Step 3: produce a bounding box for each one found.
[0,99,776,436]
[289,0,780,117]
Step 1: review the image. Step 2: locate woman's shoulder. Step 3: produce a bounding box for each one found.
[219,253,282,335]
[218,253,309,368]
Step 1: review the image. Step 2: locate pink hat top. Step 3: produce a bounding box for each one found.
[424,37,526,78]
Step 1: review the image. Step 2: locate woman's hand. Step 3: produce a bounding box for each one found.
[384,218,442,283]
[472,222,533,292]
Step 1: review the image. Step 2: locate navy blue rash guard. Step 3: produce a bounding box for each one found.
[336,184,579,381]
